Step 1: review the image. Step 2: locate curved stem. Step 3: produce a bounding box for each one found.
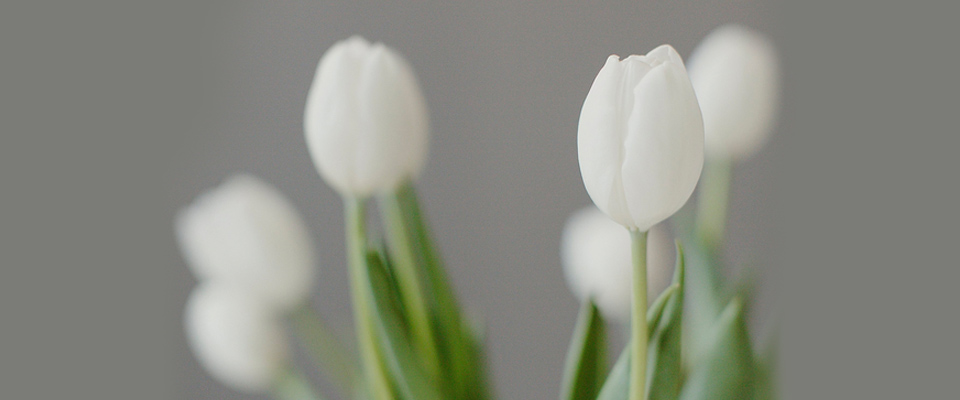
[629,229,648,400]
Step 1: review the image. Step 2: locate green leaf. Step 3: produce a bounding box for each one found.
[559,300,607,400]
[646,242,686,400]
[272,365,325,400]
[386,182,490,400]
[596,345,630,400]
[682,240,725,366]
[596,280,681,400]
[678,298,756,400]
[365,250,443,400]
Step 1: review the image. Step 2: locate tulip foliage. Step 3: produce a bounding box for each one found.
[176,25,779,400]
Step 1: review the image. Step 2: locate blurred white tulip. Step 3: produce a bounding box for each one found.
[176,174,315,310]
[561,206,675,321]
[304,35,430,197]
[578,45,704,231]
[688,24,780,160]
[184,283,289,393]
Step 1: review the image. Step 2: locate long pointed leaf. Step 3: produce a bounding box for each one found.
[560,300,607,400]
[646,242,686,400]
[596,280,681,400]
[366,251,443,400]
[390,182,489,399]
[678,298,755,400]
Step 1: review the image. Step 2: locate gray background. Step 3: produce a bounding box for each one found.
[3,0,958,399]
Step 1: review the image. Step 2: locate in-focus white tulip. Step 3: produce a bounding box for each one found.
[184,283,289,393]
[578,45,704,231]
[176,174,315,310]
[304,35,430,197]
[561,206,675,321]
[687,25,779,160]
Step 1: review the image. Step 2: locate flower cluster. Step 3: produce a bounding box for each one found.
[175,23,780,400]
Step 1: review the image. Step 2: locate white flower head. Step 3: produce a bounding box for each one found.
[688,24,780,160]
[304,35,430,197]
[184,283,289,393]
[561,206,675,321]
[578,45,704,231]
[176,174,316,310]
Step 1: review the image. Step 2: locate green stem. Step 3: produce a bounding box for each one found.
[629,229,648,400]
[272,365,324,400]
[345,198,392,400]
[289,303,358,396]
[379,189,442,381]
[696,157,732,254]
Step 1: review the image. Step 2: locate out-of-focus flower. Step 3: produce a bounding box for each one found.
[176,174,315,310]
[184,283,289,393]
[688,24,779,160]
[578,45,704,231]
[561,206,675,321]
[304,35,430,197]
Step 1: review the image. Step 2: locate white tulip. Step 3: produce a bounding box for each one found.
[561,206,674,321]
[176,174,315,310]
[578,45,704,231]
[688,24,779,160]
[184,283,289,393]
[304,35,430,197]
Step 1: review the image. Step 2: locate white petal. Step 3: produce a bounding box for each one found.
[688,25,779,159]
[621,62,704,231]
[643,44,686,71]
[184,283,288,393]
[304,36,430,196]
[578,56,633,225]
[176,174,316,310]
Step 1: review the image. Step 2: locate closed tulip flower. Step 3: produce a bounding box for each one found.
[184,283,289,393]
[176,174,316,311]
[561,206,674,320]
[304,35,430,197]
[688,24,779,160]
[578,45,704,231]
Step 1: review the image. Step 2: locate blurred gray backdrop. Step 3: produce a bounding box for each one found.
[4,0,959,399]
[170,1,777,398]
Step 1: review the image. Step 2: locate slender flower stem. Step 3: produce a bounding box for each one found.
[345,198,392,400]
[379,189,442,380]
[289,303,358,396]
[695,157,732,253]
[629,229,648,400]
[272,365,324,400]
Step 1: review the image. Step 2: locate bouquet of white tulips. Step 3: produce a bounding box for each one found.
[176,24,779,400]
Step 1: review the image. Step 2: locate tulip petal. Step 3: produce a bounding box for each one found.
[578,55,634,225]
[688,25,779,159]
[621,62,704,231]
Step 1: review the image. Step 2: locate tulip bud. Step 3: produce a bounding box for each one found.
[184,283,289,393]
[687,24,780,160]
[577,45,704,231]
[304,35,430,197]
[561,206,674,321]
[176,174,316,311]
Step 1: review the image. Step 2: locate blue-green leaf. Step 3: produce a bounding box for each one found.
[560,300,607,400]
[678,298,755,400]
[596,279,681,400]
[646,242,686,400]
